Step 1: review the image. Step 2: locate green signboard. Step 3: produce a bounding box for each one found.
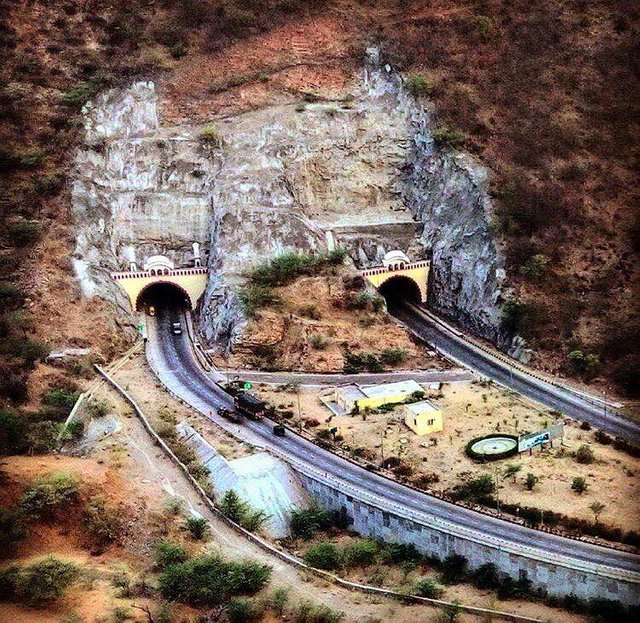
[243,382,252,390]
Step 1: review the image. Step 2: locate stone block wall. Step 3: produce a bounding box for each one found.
[298,473,639,606]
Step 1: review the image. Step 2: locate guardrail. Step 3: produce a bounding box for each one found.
[411,304,622,412]
[96,362,544,623]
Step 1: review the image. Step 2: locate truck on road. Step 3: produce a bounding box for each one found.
[234,391,268,420]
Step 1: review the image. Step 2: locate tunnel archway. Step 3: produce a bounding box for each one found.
[135,281,192,312]
[378,275,422,307]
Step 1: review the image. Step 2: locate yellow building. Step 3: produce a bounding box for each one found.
[404,400,443,436]
[334,380,423,414]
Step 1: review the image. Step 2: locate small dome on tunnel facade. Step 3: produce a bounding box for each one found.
[144,255,174,274]
[382,250,410,270]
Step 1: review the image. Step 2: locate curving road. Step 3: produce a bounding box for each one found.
[392,303,640,445]
[146,304,640,583]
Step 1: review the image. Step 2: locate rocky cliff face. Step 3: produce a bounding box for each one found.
[71,81,216,315]
[71,50,508,350]
[362,50,507,343]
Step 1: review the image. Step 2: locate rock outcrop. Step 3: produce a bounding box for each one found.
[71,50,508,349]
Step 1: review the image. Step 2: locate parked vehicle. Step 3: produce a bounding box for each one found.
[218,407,241,423]
[171,322,182,335]
[148,305,156,316]
[273,424,286,437]
[234,391,268,420]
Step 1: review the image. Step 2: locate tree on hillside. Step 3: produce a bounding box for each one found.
[589,502,606,525]
[503,463,522,483]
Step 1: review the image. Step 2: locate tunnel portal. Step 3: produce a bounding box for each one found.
[378,275,422,306]
[135,281,192,312]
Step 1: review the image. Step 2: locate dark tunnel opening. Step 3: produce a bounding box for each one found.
[135,281,191,312]
[378,276,422,309]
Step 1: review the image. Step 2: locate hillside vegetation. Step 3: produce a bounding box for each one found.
[0,0,637,445]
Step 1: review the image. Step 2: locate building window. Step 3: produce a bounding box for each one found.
[428,418,435,426]
[414,418,418,426]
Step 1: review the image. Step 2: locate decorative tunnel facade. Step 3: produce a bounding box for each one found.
[111,264,208,311]
[361,255,430,304]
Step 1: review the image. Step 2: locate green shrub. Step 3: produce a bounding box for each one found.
[0,564,20,600]
[439,554,468,585]
[343,539,378,567]
[15,556,80,605]
[251,252,319,287]
[568,350,600,374]
[87,399,109,418]
[405,74,432,96]
[158,552,271,606]
[239,285,281,316]
[501,299,522,334]
[293,600,344,623]
[0,408,28,454]
[169,41,188,59]
[571,476,588,494]
[0,507,28,553]
[184,516,210,540]
[155,602,174,623]
[199,124,223,146]
[1,338,49,369]
[433,125,465,149]
[60,76,105,108]
[61,419,84,441]
[35,173,64,195]
[41,388,80,420]
[20,472,79,518]
[290,507,332,540]
[496,574,532,599]
[299,303,321,319]
[519,254,550,278]
[17,148,47,168]
[267,586,290,615]
[450,474,495,503]
[303,542,342,570]
[473,14,496,40]
[379,542,422,565]
[110,564,132,596]
[575,444,594,464]
[471,562,501,589]
[227,597,263,623]
[219,490,269,532]
[83,495,121,544]
[310,334,328,350]
[379,348,408,366]
[24,420,60,454]
[154,540,189,570]
[109,605,133,622]
[414,577,444,598]
[7,220,40,247]
[525,472,538,491]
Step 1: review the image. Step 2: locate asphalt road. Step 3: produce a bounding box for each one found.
[148,304,640,577]
[392,303,640,445]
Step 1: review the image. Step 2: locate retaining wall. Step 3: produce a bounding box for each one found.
[297,472,639,606]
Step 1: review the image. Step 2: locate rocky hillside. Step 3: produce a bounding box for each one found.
[1,0,638,442]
